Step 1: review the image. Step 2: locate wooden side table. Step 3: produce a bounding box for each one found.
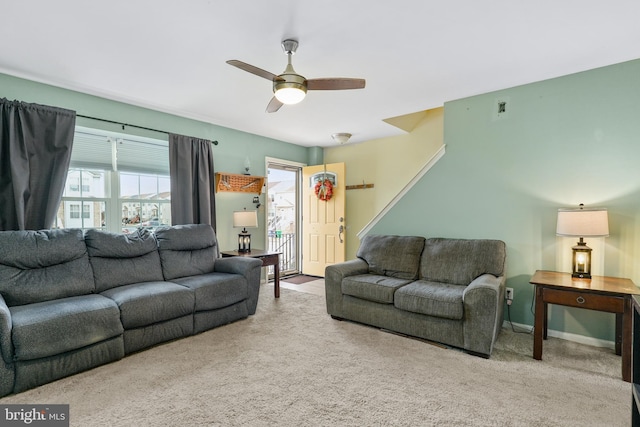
[221,249,282,298]
[530,270,639,382]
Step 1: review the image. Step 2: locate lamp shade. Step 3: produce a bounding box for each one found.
[556,207,609,237]
[233,210,258,228]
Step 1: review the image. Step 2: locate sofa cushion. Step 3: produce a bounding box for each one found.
[155,224,218,280]
[85,228,164,292]
[101,281,194,329]
[172,273,247,311]
[342,274,412,304]
[356,235,425,280]
[10,295,123,361]
[0,229,95,306]
[394,281,465,320]
[420,238,506,285]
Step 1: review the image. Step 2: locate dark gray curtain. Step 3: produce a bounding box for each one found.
[168,134,216,230]
[0,99,76,231]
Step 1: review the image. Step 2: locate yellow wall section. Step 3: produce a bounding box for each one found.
[324,107,444,258]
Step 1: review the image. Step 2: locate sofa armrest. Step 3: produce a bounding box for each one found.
[0,294,13,397]
[0,294,13,364]
[214,257,263,315]
[325,259,370,318]
[462,273,506,357]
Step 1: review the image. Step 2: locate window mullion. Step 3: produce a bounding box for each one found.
[108,170,120,233]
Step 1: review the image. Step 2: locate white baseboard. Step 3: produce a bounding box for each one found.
[502,320,615,350]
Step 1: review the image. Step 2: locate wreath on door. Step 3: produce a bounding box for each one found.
[314,179,333,201]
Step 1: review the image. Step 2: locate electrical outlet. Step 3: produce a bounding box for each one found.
[505,287,514,301]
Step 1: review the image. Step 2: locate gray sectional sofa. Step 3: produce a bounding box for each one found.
[0,224,262,397]
[325,235,506,357]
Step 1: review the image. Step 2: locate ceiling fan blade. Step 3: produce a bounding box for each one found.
[306,78,366,91]
[226,60,283,81]
[266,97,284,113]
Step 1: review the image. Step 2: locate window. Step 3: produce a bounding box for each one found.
[56,127,171,233]
[57,169,107,230]
[69,178,80,192]
[120,172,171,234]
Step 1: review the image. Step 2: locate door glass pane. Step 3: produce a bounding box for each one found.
[267,164,300,275]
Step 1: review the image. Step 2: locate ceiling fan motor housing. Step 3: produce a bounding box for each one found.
[274,42,307,104]
[273,73,307,95]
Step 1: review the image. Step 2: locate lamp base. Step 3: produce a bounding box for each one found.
[237,231,251,253]
[571,238,592,280]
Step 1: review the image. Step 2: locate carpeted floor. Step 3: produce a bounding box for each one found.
[1,286,630,426]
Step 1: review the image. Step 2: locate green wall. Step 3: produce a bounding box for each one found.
[4,58,640,342]
[0,73,311,251]
[370,59,640,342]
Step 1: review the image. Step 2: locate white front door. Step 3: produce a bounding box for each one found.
[302,162,346,277]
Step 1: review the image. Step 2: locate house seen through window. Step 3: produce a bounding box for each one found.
[55,127,171,234]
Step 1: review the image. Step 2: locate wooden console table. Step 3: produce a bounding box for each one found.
[221,250,282,298]
[530,270,639,382]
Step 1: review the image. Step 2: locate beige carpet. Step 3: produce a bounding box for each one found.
[1,286,630,426]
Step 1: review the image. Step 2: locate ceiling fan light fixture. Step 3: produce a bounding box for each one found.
[227,38,365,113]
[274,83,307,105]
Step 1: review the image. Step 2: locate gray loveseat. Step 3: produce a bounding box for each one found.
[325,235,506,357]
[0,224,262,397]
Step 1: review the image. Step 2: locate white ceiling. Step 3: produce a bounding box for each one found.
[2,1,639,147]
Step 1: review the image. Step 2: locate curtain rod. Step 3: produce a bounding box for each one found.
[76,114,219,145]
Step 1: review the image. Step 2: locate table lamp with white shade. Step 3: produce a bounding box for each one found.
[233,209,258,253]
[556,203,609,279]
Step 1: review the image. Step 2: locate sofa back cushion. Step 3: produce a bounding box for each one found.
[155,224,218,280]
[85,228,164,292]
[420,238,506,285]
[0,229,95,306]
[356,235,425,280]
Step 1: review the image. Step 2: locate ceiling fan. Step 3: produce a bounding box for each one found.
[227,39,366,113]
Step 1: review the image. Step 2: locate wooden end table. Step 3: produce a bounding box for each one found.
[530,270,639,382]
[221,249,282,298]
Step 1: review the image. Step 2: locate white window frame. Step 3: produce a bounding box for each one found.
[57,127,171,233]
